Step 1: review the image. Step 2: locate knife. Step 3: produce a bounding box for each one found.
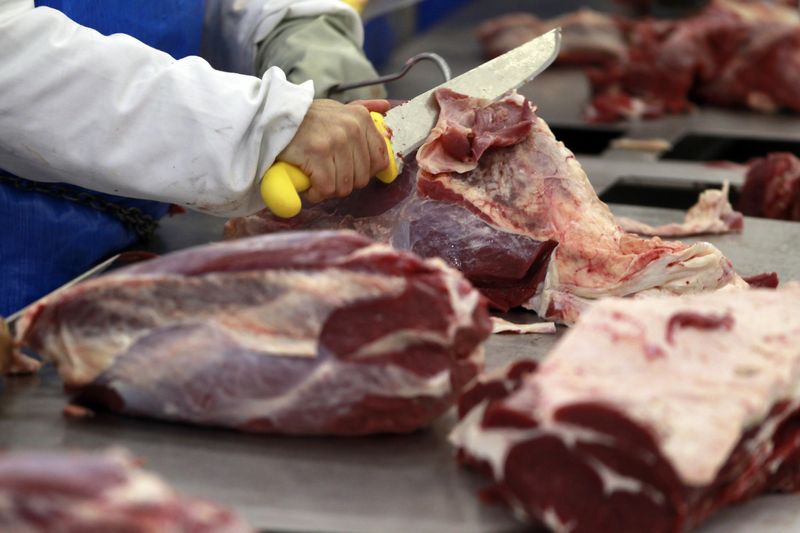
[260,28,562,219]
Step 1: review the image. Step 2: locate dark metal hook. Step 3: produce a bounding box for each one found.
[329,52,452,94]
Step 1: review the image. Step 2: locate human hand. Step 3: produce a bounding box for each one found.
[277,99,391,203]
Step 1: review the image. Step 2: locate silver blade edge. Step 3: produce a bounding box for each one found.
[384,28,562,159]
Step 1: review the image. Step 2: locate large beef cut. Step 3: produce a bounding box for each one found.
[477,1,800,122]
[739,152,800,221]
[451,286,800,533]
[16,230,490,435]
[0,448,251,532]
[226,89,745,324]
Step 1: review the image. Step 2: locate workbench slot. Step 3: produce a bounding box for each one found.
[550,126,623,155]
[600,176,740,210]
[662,134,800,163]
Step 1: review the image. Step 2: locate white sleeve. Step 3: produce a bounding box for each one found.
[0,0,313,217]
[202,0,363,74]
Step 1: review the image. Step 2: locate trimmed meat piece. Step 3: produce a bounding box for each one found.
[16,231,491,435]
[615,181,744,237]
[0,449,251,532]
[452,286,800,533]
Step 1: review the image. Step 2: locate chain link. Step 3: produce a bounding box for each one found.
[0,174,159,240]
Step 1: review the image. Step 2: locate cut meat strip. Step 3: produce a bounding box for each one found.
[615,181,744,237]
[227,89,745,324]
[490,317,556,335]
[452,286,800,533]
[16,230,491,435]
[0,448,251,532]
[739,152,800,221]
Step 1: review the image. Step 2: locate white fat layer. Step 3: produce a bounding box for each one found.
[520,287,800,486]
[113,347,484,427]
[542,508,576,533]
[449,400,614,481]
[491,317,556,335]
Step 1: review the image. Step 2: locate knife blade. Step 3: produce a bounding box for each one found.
[260,28,561,218]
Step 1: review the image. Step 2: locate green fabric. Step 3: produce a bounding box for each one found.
[256,15,386,102]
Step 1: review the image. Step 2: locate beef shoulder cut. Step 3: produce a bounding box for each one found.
[226,89,745,324]
[451,286,800,533]
[16,230,491,435]
[0,448,251,532]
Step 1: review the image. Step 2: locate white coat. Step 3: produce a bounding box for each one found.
[0,0,362,217]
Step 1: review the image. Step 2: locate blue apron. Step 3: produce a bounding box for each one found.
[0,1,205,315]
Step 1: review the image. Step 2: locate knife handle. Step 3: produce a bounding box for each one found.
[260,112,398,219]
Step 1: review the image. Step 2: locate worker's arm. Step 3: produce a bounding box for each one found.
[0,1,385,216]
[203,0,386,101]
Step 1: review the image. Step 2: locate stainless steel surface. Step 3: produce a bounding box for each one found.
[4,2,800,531]
[3,208,800,532]
[385,28,560,159]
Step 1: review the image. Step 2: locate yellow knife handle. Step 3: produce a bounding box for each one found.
[260,161,311,219]
[259,111,398,218]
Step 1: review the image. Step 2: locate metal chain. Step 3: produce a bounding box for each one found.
[0,173,158,240]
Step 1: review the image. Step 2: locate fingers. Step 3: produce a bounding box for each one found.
[348,99,391,113]
[277,99,394,205]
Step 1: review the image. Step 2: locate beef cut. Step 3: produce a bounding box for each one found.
[0,448,251,532]
[477,9,627,66]
[477,1,800,122]
[739,152,800,221]
[16,230,490,435]
[451,286,800,533]
[226,89,745,324]
[615,181,744,236]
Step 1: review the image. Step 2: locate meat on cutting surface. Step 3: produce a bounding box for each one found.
[0,448,251,532]
[615,181,744,237]
[477,1,800,122]
[477,9,627,65]
[451,286,800,533]
[226,89,745,324]
[16,230,491,435]
[739,152,800,221]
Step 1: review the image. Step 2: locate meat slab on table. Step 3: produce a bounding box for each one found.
[15,230,491,435]
[739,152,800,221]
[0,448,251,532]
[477,0,800,122]
[451,286,800,533]
[227,89,747,324]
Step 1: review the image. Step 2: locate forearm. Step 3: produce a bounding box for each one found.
[202,0,362,75]
[0,3,313,217]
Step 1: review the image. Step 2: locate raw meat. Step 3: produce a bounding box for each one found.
[477,1,800,122]
[477,9,627,66]
[226,89,746,324]
[15,230,491,435]
[451,286,800,533]
[589,0,800,121]
[739,152,800,221]
[0,448,251,532]
[615,181,744,236]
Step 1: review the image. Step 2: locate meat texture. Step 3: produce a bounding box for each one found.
[615,181,744,236]
[452,286,800,533]
[16,231,491,435]
[227,89,745,324]
[477,9,627,65]
[477,1,800,122]
[739,152,800,221]
[0,448,251,532]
